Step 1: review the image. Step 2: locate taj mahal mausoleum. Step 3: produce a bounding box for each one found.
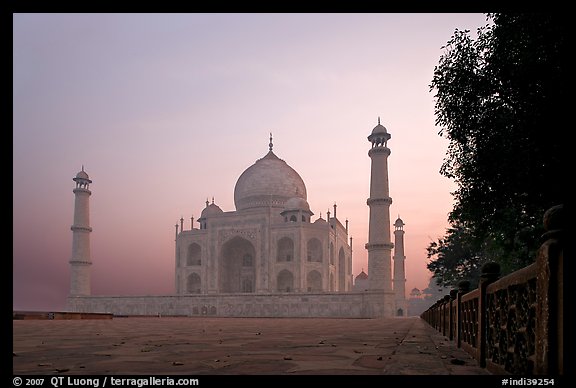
[67,120,408,318]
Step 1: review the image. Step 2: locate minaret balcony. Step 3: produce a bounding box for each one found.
[368,147,391,156]
[70,225,93,232]
[365,242,394,250]
[366,197,392,206]
[69,259,92,265]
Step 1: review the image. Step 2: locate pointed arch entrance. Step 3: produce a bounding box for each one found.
[220,236,256,293]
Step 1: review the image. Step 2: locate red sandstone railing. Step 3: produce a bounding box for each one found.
[421,205,563,375]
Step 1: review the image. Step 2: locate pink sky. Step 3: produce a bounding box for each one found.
[13,13,488,311]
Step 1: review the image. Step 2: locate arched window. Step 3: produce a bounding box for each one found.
[307,238,323,262]
[186,273,201,294]
[186,243,201,266]
[338,247,346,291]
[329,242,334,265]
[290,215,297,222]
[277,237,294,262]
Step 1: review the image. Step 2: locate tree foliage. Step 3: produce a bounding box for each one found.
[427,13,567,287]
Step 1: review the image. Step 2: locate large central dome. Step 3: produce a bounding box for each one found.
[234,150,307,211]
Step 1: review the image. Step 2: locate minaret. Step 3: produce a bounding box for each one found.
[365,118,394,291]
[69,167,93,296]
[393,216,407,316]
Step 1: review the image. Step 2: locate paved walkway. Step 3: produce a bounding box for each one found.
[13,316,490,375]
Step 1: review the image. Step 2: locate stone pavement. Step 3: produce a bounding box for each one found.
[13,316,491,375]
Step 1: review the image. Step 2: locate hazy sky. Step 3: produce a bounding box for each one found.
[13,13,489,311]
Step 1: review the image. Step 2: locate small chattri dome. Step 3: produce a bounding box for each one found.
[371,122,388,135]
[73,167,91,183]
[201,203,223,218]
[367,117,391,145]
[284,197,310,212]
[76,170,89,179]
[394,217,405,227]
[371,116,388,135]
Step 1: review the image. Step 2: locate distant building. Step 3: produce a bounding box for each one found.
[406,278,452,316]
[407,287,429,316]
[410,287,422,298]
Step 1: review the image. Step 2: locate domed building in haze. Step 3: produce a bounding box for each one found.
[67,122,407,317]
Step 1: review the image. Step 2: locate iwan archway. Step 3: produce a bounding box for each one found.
[220,236,256,293]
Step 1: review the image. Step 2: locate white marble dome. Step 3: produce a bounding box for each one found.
[234,150,307,211]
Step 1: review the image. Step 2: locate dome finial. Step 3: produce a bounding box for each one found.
[378,116,380,125]
[81,164,84,172]
[269,132,273,151]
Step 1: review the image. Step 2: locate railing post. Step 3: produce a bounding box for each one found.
[535,204,563,375]
[437,300,441,331]
[434,300,440,331]
[437,300,441,332]
[456,280,470,348]
[443,294,451,337]
[439,297,443,334]
[449,288,458,341]
[478,262,500,368]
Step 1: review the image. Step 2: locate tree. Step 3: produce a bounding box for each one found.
[427,13,567,287]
